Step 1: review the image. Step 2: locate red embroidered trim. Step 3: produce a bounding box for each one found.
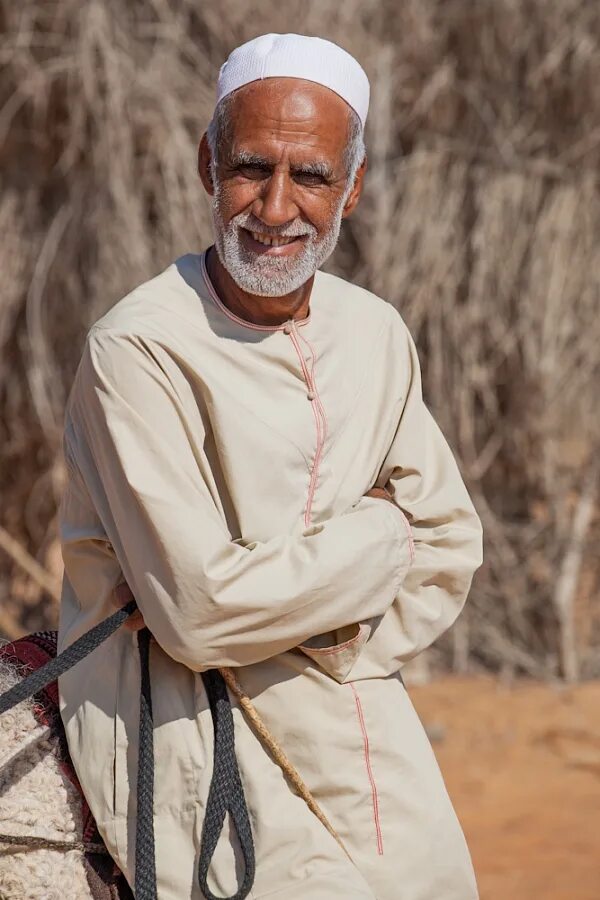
[300,627,364,655]
[288,328,327,527]
[294,329,328,527]
[200,253,328,528]
[350,683,384,855]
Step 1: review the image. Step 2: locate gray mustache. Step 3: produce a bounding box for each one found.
[235,214,316,239]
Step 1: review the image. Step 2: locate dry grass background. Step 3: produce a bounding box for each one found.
[1,0,599,678]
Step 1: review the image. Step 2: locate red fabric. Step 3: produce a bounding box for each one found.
[0,631,95,836]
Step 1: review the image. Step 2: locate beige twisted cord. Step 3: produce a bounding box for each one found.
[0,832,109,854]
[218,666,352,863]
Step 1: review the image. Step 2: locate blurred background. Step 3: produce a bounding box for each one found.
[1,2,599,897]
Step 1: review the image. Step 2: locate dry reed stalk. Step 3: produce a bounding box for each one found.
[220,667,352,859]
[1,0,599,677]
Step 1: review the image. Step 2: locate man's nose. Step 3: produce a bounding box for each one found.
[252,171,299,227]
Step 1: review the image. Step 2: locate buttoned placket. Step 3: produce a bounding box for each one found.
[283,319,328,527]
[200,253,327,529]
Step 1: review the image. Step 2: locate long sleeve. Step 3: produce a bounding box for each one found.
[299,310,483,682]
[62,326,412,671]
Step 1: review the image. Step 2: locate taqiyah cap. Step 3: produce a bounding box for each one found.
[216,33,370,128]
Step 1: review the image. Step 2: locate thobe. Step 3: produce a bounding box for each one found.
[58,250,483,899]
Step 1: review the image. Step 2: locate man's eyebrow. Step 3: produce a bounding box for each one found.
[229,150,272,168]
[228,150,334,180]
[290,160,334,180]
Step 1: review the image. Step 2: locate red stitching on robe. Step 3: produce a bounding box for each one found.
[288,328,326,527]
[349,683,384,855]
[299,626,365,655]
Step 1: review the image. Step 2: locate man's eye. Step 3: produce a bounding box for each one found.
[237,164,270,179]
[294,172,326,186]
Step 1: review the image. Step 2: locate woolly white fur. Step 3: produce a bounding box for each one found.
[0,655,94,899]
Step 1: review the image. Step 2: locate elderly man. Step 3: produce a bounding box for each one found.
[58,33,482,900]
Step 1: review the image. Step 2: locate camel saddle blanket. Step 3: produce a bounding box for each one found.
[0,630,132,900]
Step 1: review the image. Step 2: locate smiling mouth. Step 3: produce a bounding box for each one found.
[245,229,303,248]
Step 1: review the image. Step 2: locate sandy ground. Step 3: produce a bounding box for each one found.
[410,677,600,900]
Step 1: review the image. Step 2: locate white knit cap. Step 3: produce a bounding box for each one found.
[216,33,370,128]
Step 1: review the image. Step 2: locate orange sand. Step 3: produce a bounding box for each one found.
[410,677,600,900]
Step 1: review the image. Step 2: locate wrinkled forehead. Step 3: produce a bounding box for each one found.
[220,77,353,161]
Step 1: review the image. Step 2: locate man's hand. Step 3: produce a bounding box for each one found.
[364,486,396,506]
[112,581,146,631]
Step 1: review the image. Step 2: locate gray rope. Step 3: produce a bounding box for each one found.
[198,670,255,900]
[0,604,255,900]
[0,602,137,715]
[134,627,157,900]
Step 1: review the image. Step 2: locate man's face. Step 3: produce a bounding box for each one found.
[205,78,362,297]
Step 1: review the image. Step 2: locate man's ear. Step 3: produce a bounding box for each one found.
[342,155,367,219]
[198,133,215,196]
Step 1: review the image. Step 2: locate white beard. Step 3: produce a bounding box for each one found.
[211,190,347,297]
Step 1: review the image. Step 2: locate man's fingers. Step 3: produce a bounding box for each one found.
[124,610,146,632]
[114,581,135,605]
[364,486,396,505]
[112,581,147,631]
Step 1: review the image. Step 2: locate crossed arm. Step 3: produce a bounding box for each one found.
[64,315,482,680]
[64,327,414,672]
[113,484,398,633]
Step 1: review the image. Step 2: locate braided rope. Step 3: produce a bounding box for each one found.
[0,602,136,716]
[197,670,256,900]
[0,603,352,899]
[0,604,256,900]
[134,628,158,899]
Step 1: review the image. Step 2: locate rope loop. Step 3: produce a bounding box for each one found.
[0,602,256,900]
[198,670,256,900]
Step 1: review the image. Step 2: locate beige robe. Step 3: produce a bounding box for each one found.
[58,251,483,899]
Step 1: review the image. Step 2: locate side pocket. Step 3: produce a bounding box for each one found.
[298,623,371,683]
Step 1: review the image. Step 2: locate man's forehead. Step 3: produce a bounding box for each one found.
[223,79,350,160]
[227,78,352,129]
